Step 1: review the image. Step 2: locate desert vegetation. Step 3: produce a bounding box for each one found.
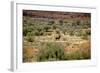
[23,10,91,62]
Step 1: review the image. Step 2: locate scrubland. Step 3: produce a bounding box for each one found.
[23,10,91,62]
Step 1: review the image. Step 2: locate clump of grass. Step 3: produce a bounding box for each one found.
[65,48,91,60]
[37,42,66,61]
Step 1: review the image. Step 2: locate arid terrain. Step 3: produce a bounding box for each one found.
[23,10,91,62]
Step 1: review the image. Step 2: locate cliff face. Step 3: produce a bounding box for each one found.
[23,10,91,20]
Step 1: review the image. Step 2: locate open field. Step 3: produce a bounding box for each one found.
[23,10,91,62]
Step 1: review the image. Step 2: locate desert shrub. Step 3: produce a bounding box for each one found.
[81,21,90,29]
[27,36,35,42]
[69,31,74,36]
[34,30,42,36]
[34,31,39,36]
[27,32,34,36]
[48,20,54,25]
[84,21,91,28]
[53,24,58,29]
[81,31,90,40]
[23,27,28,36]
[44,25,51,32]
[23,25,34,36]
[76,20,81,25]
[59,20,63,25]
[37,42,66,61]
[81,35,88,40]
[86,30,91,35]
[27,26,34,32]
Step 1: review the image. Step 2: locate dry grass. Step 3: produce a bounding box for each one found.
[64,40,91,60]
[23,48,38,62]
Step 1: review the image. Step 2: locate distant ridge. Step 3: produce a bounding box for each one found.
[23,10,91,20]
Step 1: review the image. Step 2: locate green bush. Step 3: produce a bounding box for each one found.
[23,27,28,36]
[37,42,66,61]
[59,20,63,25]
[27,36,35,42]
[44,25,51,32]
[69,31,74,36]
[76,20,81,25]
[48,20,54,25]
